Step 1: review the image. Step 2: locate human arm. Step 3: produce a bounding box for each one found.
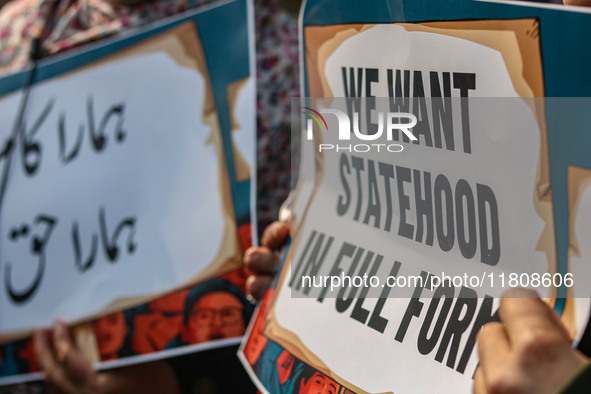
[34,321,180,394]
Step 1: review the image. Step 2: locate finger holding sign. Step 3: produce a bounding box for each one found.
[52,321,98,391]
[477,322,510,370]
[244,247,277,275]
[499,288,572,345]
[35,321,180,394]
[475,289,589,394]
[245,271,273,301]
[472,367,487,394]
[245,221,290,301]
[261,220,290,251]
[34,322,99,394]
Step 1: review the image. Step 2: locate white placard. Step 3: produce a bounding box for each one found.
[0,46,227,334]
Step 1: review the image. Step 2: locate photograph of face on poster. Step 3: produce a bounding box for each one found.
[89,272,254,364]
[175,278,253,346]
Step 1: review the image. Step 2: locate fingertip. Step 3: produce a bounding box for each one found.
[498,288,544,323]
[244,248,259,266]
[54,320,68,341]
[472,366,486,394]
[244,247,277,274]
[245,275,256,296]
[34,329,54,368]
[262,221,290,249]
[33,329,47,351]
[246,275,271,301]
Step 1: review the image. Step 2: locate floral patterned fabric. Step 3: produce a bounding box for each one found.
[254,0,298,233]
[0,0,216,74]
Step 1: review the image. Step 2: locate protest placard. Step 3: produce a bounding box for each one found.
[0,0,255,384]
[240,1,591,393]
